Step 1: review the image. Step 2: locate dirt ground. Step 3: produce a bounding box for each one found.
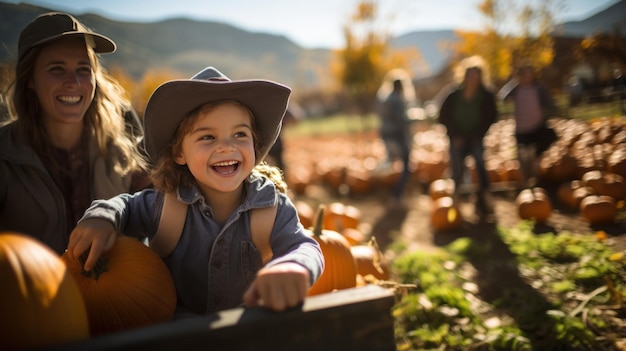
[293,180,626,256]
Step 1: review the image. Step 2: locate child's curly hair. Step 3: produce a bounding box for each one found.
[252,162,288,193]
[150,99,288,194]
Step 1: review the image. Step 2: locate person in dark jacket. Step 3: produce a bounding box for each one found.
[438,56,498,221]
[376,68,417,205]
[0,12,149,254]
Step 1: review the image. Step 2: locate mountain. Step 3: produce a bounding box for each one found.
[391,0,626,76]
[0,1,624,89]
[0,2,332,89]
[559,0,626,37]
[391,30,457,77]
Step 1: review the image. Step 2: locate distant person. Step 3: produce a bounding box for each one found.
[500,63,556,187]
[0,12,150,254]
[438,56,497,221]
[67,66,324,315]
[376,68,417,205]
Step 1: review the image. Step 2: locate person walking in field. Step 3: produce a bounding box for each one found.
[438,56,498,222]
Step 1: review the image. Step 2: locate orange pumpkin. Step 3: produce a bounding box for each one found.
[516,187,553,223]
[341,227,367,246]
[431,196,463,231]
[428,178,455,200]
[350,236,390,281]
[307,205,357,296]
[323,201,361,231]
[557,180,595,210]
[581,170,626,201]
[580,195,617,224]
[294,200,315,229]
[0,233,89,349]
[62,236,177,336]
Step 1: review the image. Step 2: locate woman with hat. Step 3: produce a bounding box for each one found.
[67,67,324,314]
[0,12,149,254]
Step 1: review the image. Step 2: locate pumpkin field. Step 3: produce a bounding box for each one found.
[2,112,625,350]
[280,113,626,350]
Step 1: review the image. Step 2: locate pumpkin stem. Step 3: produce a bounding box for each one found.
[368,236,385,275]
[312,204,326,237]
[78,251,108,280]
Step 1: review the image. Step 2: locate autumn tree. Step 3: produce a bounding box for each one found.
[107,67,181,119]
[452,0,561,85]
[578,29,626,71]
[332,0,420,115]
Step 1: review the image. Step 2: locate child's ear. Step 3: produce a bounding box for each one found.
[174,152,186,166]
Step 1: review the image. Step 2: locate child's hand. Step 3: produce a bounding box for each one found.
[67,218,117,272]
[243,262,310,312]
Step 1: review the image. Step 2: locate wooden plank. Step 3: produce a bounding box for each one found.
[47,285,397,351]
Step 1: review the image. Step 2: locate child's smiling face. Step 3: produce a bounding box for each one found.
[175,102,256,197]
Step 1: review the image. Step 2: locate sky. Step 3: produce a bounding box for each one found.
[5,0,620,49]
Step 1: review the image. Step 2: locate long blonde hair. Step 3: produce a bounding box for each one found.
[7,39,147,175]
[150,100,287,194]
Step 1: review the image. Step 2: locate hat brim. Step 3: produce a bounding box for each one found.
[144,79,291,165]
[33,32,116,55]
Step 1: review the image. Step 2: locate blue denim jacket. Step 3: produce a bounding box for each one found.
[80,172,324,315]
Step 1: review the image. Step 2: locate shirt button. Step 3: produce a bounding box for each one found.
[216,238,225,245]
[213,261,222,269]
[203,210,211,217]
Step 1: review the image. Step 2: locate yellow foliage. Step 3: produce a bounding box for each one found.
[332,0,422,114]
[450,0,557,85]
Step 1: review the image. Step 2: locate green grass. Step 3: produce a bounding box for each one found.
[283,97,625,138]
[284,113,379,137]
[391,223,626,350]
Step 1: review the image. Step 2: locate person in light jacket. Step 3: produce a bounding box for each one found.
[501,63,557,186]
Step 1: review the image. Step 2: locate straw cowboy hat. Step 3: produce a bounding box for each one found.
[143,67,292,165]
[18,12,116,60]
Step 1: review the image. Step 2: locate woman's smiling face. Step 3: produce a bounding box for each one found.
[175,102,256,196]
[29,37,95,128]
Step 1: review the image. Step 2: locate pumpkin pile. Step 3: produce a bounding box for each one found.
[304,203,391,296]
[0,232,89,350]
[61,235,177,336]
[541,117,626,225]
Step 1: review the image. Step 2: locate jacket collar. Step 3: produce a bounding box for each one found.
[0,123,45,168]
[177,172,278,211]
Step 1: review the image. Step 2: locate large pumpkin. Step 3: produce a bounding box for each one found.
[580,195,617,224]
[61,235,176,336]
[307,205,357,296]
[516,187,553,223]
[0,232,89,349]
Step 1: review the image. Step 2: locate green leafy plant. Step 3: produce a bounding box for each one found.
[392,222,626,350]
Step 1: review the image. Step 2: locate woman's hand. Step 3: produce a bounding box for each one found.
[67,218,117,271]
[243,262,310,312]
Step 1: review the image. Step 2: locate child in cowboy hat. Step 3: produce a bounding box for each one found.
[67,67,324,314]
